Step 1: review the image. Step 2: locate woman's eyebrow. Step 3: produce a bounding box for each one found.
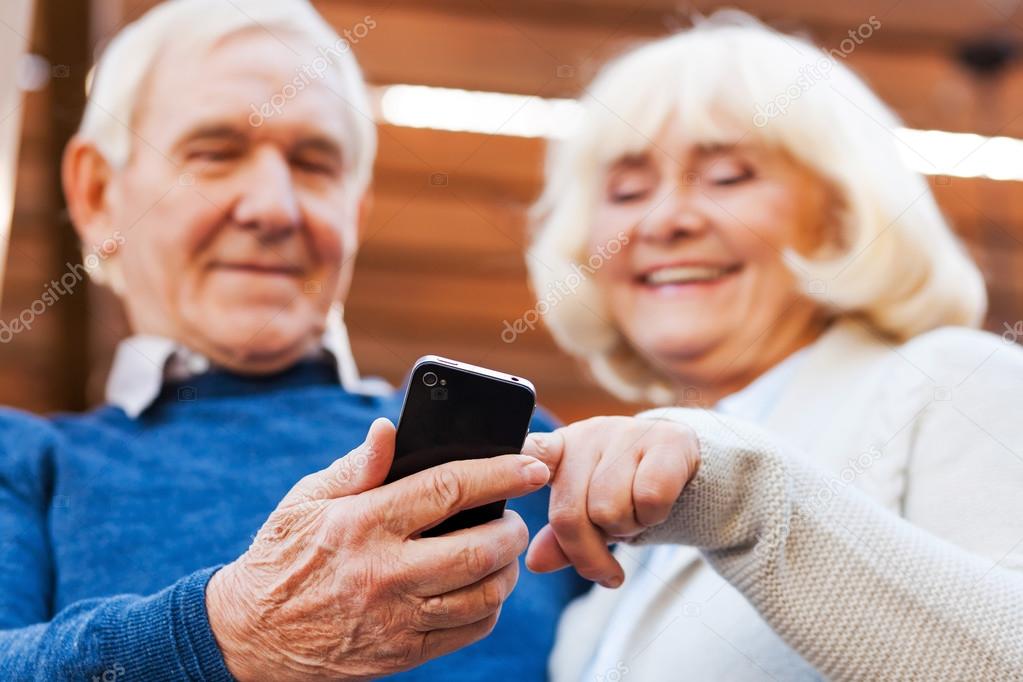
[694,142,756,159]
[608,153,652,170]
[695,143,736,155]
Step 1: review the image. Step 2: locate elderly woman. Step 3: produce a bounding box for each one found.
[520,13,1023,681]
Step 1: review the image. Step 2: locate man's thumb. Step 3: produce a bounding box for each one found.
[283,418,396,506]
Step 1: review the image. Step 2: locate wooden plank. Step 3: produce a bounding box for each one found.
[374,124,543,199]
[316,0,1023,138]
[0,0,34,306]
[357,191,532,269]
[336,0,1020,47]
[41,0,91,411]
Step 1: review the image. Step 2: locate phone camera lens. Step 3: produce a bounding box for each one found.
[422,371,439,387]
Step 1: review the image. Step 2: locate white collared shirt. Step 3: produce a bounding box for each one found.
[105,308,391,418]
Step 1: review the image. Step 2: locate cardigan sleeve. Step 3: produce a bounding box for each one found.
[631,403,1023,680]
[0,409,235,681]
[899,328,1023,566]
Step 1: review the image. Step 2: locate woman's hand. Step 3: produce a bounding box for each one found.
[522,416,701,588]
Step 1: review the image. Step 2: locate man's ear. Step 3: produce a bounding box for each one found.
[62,137,117,253]
[61,137,127,292]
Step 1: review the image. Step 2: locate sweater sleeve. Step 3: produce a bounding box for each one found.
[631,406,1023,680]
[0,410,235,681]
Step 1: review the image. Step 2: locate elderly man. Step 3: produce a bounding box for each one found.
[0,1,584,680]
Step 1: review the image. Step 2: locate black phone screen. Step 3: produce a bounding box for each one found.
[387,358,536,536]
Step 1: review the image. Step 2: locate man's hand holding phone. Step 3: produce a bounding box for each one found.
[207,418,550,682]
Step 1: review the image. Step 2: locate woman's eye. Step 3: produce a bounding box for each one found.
[607,175,653,202]
[707,165,753,186]
[610,187,648,202]
[606,160,656,203]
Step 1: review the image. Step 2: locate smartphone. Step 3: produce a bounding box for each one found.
[386,355,537,536]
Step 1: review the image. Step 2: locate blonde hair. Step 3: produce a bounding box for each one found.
[77,0,376,280]
[528,11,987,405]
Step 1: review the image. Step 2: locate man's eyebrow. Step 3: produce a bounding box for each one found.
[291,136,344,162]
[172,124,247,151]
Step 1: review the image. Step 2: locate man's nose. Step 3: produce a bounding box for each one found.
[233,149,301,240]
[634,188,710,243]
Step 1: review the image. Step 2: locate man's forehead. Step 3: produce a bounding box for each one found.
[135,28,351,141]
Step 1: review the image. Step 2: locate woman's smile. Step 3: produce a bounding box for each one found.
[632,261,744,298]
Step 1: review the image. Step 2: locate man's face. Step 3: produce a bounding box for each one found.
[100,29,363,372]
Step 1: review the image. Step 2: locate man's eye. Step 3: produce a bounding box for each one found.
[189,149,240,163]
[293,158,336,175]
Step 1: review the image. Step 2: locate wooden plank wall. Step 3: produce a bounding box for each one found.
[2,0,1022,423]
[0,0,74,414]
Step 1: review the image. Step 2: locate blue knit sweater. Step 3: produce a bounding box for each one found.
[0,360,586,680]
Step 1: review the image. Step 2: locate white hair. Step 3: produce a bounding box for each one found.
[78,0,376,196]
[75,0,377,287]
[528,11,987,405]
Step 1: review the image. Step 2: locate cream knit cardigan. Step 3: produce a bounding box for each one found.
[550,320,1023,680]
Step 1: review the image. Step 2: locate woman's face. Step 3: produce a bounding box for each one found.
[587,119,835,400]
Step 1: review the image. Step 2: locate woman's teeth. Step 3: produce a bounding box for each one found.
[643,265,735,285]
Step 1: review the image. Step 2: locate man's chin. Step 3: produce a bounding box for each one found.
[193,321,320,375]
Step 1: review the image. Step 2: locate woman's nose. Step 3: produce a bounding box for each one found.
[633,189,709,243]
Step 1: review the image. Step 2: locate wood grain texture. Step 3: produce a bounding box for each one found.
[1,0,1021,422]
